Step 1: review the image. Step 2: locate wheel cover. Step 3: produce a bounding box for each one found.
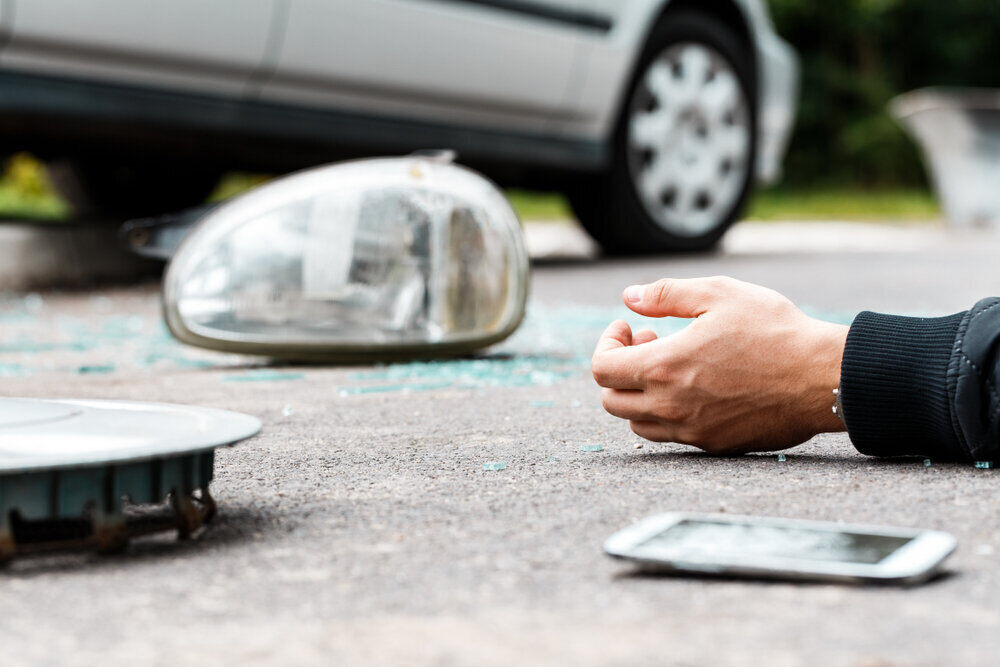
[626,42,752,237]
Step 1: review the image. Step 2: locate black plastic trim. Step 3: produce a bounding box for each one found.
[435,0,613,32]
[0,69,608,170]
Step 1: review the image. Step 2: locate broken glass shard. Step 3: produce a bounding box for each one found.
[223,370,304,382]
[77,364,115,374]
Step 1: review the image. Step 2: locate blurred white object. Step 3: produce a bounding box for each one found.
[892,88,1000,228]
[0,399,260,473]
[164,155,529,360]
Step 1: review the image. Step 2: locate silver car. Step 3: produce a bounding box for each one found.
[0,0,797,253]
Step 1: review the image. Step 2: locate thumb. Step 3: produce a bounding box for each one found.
[622,277,734,318]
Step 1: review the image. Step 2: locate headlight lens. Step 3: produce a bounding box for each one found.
[164,157,529,359]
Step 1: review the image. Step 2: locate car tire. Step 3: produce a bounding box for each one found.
[48,159,221,220]
[568,10,757,254]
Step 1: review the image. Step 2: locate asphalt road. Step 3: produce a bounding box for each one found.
[2,220,1000,666]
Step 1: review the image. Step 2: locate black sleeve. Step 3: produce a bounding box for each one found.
[839,298,1000,462]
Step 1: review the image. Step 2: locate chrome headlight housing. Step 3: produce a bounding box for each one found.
[164,157,529,360]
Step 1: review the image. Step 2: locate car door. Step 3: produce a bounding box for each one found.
[260,0,591,135]
[0,0,276,97]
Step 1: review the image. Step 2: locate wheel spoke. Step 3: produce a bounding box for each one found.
[645,61,676,104]
[712,125,749,161]
[677,45,710,98]
[638,156,675,204]
[629,111,672,150]
[702,70,739,120]
[671,182,697,220]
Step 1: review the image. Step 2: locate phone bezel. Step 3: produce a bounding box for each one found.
[603,512,956,584]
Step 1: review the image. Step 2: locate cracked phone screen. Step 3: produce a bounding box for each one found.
[640,520,912,564]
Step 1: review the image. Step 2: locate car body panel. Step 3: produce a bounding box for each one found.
[258,0,588,135]
[0,0,276,96]
[0,1,11,42]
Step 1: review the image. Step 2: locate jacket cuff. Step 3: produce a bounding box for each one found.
[841,310,966,459]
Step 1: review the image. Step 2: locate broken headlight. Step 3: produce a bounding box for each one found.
[164,156,529,360]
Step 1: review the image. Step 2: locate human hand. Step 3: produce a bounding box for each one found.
[592,277,848,454]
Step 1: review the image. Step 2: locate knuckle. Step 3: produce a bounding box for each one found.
[674,367,699,391]
[658,402,691,424]
[643,354,671,384]
[649,279,673,306]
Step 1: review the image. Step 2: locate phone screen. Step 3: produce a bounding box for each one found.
[640,519,912,564]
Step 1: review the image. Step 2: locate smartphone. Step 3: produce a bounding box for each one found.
[604,512,956,585]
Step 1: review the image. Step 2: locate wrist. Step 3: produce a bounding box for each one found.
[805,320,849,434]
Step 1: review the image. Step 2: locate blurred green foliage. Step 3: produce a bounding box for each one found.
[0,153,69,219]
[746,186,937,220]
[770,0,1000,187]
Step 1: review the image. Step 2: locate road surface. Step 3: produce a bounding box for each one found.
[2,220,1000,666]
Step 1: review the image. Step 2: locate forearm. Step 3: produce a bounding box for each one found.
[840,299,1000,461]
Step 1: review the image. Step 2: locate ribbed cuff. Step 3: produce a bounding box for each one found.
[841,310,966,460]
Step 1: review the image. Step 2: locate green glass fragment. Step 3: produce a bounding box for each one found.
[223,370,304,382]
[77,364,115,374]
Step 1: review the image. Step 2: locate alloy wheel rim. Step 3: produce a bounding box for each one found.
[626,42,751,237]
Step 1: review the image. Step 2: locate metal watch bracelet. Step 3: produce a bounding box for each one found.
[832,386,846,426]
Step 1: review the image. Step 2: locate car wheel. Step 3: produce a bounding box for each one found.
[568,10,756,254]
[48,159,221,219]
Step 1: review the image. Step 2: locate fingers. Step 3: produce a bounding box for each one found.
[592,320,632,356]
[623,276,740,319]
[631,329,658,345]
[591,321,648,389]
[601,388,649,420]
[629,420,678,443]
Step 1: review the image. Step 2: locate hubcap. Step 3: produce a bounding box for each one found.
[626,42,751,237]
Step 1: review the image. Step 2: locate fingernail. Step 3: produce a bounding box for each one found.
[624,285,643,304]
